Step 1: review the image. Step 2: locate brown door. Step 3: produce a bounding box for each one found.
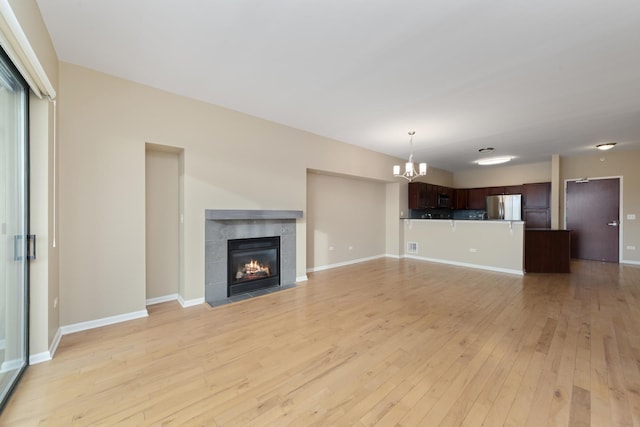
[566,178,619,262]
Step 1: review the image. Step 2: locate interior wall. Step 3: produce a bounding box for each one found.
[306,172,386,270]
[560,150,640,264]
[57,62,405,325]
[145,147,180,301]
[453,161,552,188]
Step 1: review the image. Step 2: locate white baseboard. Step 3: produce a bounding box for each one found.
[306,254,387,273]
[622,259,640,266]
[29,351,51,365]
[60,309,149,335]
[295,275,308,282]
[404,254,524,276]
[384,253,402,259]
[177,295,204,308]
[146,294,178,306]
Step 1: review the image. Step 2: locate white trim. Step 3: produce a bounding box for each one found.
[177,295,204,308]
[60,310,148,335]
[622,259,640,266]
[295,275,308,282]
[29,351,51,365]
[29,326,62,364]
[49,327,62,358]
[0,0,56,98]
[404,254,524,276]
[0,338,5,350]
[384,253,402,259]
[306,254,386,273]
[146,294,178,306]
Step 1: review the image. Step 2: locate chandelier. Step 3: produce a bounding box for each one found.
[393,131,427,182]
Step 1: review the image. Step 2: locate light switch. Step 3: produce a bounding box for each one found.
[628,214,636,220]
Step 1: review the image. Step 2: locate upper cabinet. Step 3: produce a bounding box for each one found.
[523,182,551,208]
[468,188,489,210]
[408,182,427,209]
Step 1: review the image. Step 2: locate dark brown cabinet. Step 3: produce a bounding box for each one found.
[523,182,550,208]
[408,182,427,209]
[523,182,551,228]
[525,229,571,273]
[504,185,523,194]
[425,184,438,209]
[453,189,468,210]
[468,188,489,210]
[487,186,505,195]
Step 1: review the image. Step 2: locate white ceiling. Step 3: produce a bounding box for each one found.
[37,0,640,172]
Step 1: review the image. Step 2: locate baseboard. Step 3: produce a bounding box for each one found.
[295,275,308,282]
[306,254,387,273]
[177,295,204,308]
[29,351,51,365]
[404,254,524,276]
[621,259,640,266]
[384,253,402,259]
[60,309,149,335]
[146,294,178,306]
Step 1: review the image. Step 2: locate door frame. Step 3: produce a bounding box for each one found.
[563,175,623,263]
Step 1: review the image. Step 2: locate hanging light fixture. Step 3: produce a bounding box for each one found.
[393,131,427,182]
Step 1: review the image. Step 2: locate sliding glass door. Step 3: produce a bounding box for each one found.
[0,47,29,410]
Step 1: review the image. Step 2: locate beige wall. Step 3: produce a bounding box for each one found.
[306,172,386,270]
[454,161,551,188]
[145,148,180,300]
[403,220,525,273]
[560,150,640,264]
[57,62,404,325]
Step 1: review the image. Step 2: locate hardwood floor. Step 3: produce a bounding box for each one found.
[3,259,640,426]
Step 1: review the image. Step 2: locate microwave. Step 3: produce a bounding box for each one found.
[437,193,450,209]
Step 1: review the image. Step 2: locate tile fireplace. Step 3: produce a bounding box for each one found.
[205,209,302,305]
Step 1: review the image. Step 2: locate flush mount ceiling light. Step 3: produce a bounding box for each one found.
[596,142,616,151]
[476,156,512,166]
[393,131,427,182]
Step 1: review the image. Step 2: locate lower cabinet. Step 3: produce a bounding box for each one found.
[524,209,550,229]
[524,229,571,273]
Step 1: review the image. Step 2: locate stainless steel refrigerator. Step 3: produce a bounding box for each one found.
[485,194,522,220]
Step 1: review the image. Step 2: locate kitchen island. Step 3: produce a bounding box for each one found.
[403,219,525,275]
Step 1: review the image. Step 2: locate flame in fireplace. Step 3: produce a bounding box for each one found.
[236,259,271,281]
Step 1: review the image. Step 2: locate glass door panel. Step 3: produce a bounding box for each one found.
[0,47,29,410]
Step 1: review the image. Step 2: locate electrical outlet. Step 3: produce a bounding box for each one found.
[627,245,636,251]
[469,248,477,253]
[329,246,334,251]
[348,246,353,251]
[628,214,636,220]
[53,297,58,308]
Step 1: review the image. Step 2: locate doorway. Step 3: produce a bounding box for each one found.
[0,47,29,410]
[565,177,620,262]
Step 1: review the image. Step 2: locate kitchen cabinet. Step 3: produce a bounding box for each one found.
[525,229,571,273]
[504,185,523,194]
[425,184,438,208]
[523,182,551,228]
[468,188,489,210]
[408,182,427,209]
[454,189,468,210]
[488,186,505,195]
[523,182,550,208]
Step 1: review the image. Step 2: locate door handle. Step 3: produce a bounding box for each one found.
[607,220,619,227]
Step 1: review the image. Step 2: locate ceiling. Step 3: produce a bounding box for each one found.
[36,0,640,172]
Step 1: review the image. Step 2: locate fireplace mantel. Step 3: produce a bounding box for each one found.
[205,209,303,220]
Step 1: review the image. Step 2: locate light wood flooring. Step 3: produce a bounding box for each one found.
[2,258,640,426]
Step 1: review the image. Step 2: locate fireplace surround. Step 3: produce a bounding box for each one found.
[205,209,302,305]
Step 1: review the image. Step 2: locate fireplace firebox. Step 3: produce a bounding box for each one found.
[227,236,280,296]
